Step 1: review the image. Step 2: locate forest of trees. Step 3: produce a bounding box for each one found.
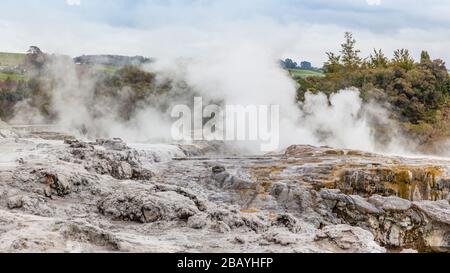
[296,32,450,148]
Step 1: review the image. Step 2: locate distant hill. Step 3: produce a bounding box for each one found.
[288,68,324,79]
[280,58,324,79]
[0,52,26,67]
[73,55,153,67]
[0,52,27,82]
[1,50,155,82]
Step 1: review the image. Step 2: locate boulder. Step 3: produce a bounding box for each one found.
[97,187,200,223]
[368,195,412,212]
[413,200,450,225]
[64,139,154,180]
[315,224,386,253]
[284,145,318,157]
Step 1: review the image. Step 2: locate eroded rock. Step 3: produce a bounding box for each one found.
[97,186,200,223]
[320,189,450,251]
[0,137,449,253]
[315,225,386,253]
[63,139,154,180]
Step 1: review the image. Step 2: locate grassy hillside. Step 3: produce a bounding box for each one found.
[0,52,27,82]
[0,52,26,67]
[288,69,324,79]
[101,64,121,74]
[0,73,26,81]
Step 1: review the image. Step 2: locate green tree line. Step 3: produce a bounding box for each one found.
[296,32,450,148]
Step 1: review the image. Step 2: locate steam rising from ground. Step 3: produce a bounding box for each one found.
[165,47,412,154]
[10,42,415,155]
[295,89,412,154]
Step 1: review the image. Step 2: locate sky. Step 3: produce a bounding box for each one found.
[0,0,449,66]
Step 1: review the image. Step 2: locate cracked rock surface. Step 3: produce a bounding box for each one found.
[0,126,449,253]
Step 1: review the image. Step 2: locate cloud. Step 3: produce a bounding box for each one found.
[0,0,449,66]
[66,0,81,6]
[366,0,382,6]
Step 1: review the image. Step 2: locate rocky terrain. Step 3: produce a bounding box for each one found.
[0,122,449,253]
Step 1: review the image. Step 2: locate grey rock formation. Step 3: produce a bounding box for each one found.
[315,225,386,253]
[0,133,448,253]
[97,185,201,223]
[63,139,154,180]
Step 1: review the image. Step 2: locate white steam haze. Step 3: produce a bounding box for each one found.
[154,40,412,154]
[3,0,438,154]
[12,56,175,142]
[296,89,411,154]
[9,35,414,155]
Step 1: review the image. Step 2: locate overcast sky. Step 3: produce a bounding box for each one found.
[0,0,449,66]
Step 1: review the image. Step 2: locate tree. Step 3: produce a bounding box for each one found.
[392,49,415,71]
[340,32,362,69]
[25,46,47,69]
[323,52,341,74]
[369,49,389,68]
[300,61,312,70]
[282,58,298,69]
[420,50,431,64]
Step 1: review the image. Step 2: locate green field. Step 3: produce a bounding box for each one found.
[101,64,121,74]
[0,52,26,67]
[288,69,324,79]
[0,73,27,81]
[0,52,27,82]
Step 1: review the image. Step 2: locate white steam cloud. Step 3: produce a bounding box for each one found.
[9,19,416,155]
[295,89,411,154]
